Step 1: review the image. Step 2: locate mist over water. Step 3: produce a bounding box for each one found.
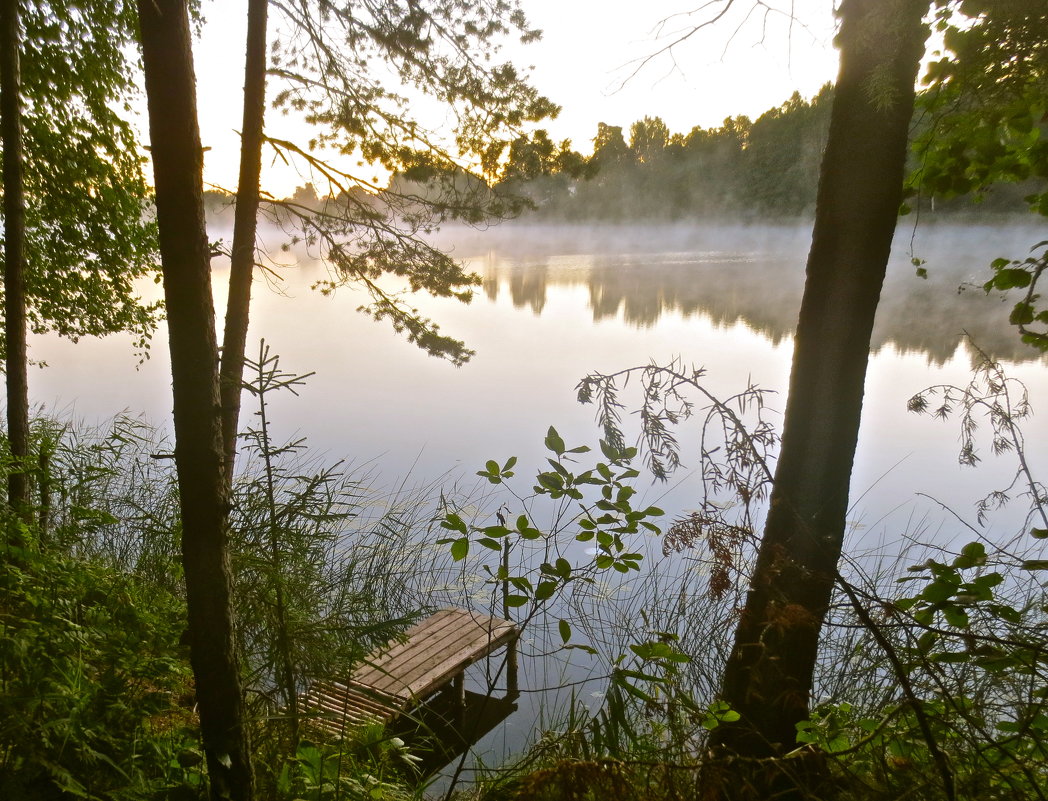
[30,220,1047,537]
[435,220,1047,365]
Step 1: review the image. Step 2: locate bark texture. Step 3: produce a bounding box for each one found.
[219,0,268,478]
[1,0,31,518]
[135,1,254,798]
[705,0,930,796]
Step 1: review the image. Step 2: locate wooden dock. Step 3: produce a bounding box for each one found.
[302,607,518,736]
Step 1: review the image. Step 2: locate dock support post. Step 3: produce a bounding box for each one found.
[506,638,519,701]
[452,672,465,723]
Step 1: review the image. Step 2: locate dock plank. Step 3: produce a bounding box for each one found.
[301,608,517,736]
[356,609,515,700]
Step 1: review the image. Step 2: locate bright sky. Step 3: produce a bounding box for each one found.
[192,0,841,197]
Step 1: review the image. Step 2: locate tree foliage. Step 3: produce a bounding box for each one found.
[248,0,558,366]
[270,0,554,177]
[3,0,159,355]
[909,0,1048,349]
[488,90,835,220]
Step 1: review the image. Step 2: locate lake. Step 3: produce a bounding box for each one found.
[31,219,1047,534]
[27,219,1048,771]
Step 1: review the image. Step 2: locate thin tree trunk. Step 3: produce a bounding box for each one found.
[1,0,31,521]
[219,0,268,479]
[135,1,254,798]
[705,1,930,796]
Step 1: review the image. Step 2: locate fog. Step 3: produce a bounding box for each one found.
[28,217,1047,549]
[432,219,1048,365]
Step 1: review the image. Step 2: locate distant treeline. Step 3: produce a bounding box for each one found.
[488,85,1037,221]
[202,85,1038,223]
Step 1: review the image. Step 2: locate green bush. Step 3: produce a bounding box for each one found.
[0,523,200,800]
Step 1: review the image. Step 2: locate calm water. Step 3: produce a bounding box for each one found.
[28,220,1048,768]
[31,220,1048,533]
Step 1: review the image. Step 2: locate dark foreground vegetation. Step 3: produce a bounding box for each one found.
[0,401,437,800]
[2,351,1047,801]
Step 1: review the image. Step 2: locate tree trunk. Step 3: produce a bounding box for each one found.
[705,0,930,796]
[219,0,268,479]
[135,1,254,798]
[1,0,31,521]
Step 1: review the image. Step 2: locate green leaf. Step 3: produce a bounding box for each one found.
[971,572,1003,592]
[921,578,958,604]
[1032,528,1048,539]
[544,426,566,455]
[534,580,557,601]
[994,268,1032,290]
[559,619,571,643]
[450,539,468,561]
[505,594,529,608]
[477,537,502,551]
[565,643,598,654]
[942,605,969,628]
[1021,560,1048,571]
[931,651,969,664]
[618,680,657,704]
[959,541,986,560]
[1009,112,1033,134]
[701,701,740,730]
[442,513,467,534]
[510,576,533,593]
[1010,301,1035,325]
[619,668,667,684]
[953,541,986,568]
[536,472,563,491]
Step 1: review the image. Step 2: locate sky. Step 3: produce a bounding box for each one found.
[191,0,842,197]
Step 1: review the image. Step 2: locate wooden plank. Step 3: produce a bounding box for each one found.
[299,608,518,736]
[370,608,509,666]
[356,617,463,682]
[301,680,403,729]
[381,620,516,700]
[360,609,461,666]
[354,609,515,701]
[356,611,467,687]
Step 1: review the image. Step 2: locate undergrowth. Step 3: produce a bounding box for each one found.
[2,352,1046,800]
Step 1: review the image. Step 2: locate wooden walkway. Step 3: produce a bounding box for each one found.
[302,608,518,735]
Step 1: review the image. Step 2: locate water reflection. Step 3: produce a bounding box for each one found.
[29,220,1047,539]
[453,222,1047,365]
